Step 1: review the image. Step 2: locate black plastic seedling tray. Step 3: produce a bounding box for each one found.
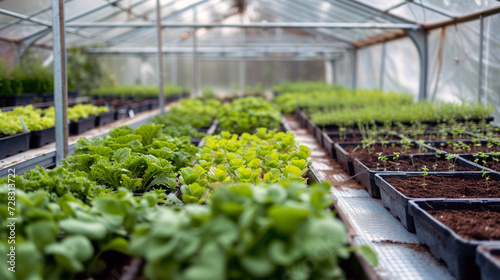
[69,116,96,135]
[356,154,482,198]
[30,127,55,148]
[476,245,500,280]
[0,132,31,159]
[95,111,115,126]
[376,172,499,232]
[409,199,500,280]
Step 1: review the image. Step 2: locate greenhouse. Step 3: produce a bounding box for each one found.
[1,0,500,279]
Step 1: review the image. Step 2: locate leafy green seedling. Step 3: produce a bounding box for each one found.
[393,152,400,172]
[421,165,429,190]
[377,153,388,171]
[432,163,438,171]
[482,168,491,191]
[445,154,457,172]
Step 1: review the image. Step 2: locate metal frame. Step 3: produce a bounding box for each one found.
[52,0,69,166]
[156,0,165,113]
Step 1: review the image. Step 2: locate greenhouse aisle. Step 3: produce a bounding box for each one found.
[283,115,455,280]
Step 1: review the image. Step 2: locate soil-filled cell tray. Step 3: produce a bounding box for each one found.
[375,172,500,232]
[0,132,31,159]
[353,154,482,198]
[425,140,500,154]
[402,130,473,141]
[30,127,55,148]
[409,200,500,280]
[476,245,500,280]
[335,141,435,176]
[460,153,500,173]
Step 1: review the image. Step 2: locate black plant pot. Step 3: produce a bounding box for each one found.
[476,245,500,280]
[95,111,115,127]
[68,90,79,99]
[409,199,500,280]
[70,116,96,135]
[0,132,31,159]
[0,94,36,107]
[30,127,55,148]
[115,108,129,120]
[37,93,54,103]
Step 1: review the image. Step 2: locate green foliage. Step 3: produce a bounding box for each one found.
[178,129,312,200]
[217,97,282,134]
[0,54,53,96]
[151,99,221,129]
[90,85,186,100]
[130,181,363,280]
[68,104,109,122]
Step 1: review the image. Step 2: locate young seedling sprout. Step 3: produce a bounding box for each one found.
[445,154,458,171]
[482,168,491,191]
[393,152,400,172]
[421,165,429,190]
[432,163,438,171]
[473,152,489,166]
[378,152,388,171]
[339,127,347,142]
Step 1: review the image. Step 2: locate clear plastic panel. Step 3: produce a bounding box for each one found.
[382,37,419,98]
[427,21,480,103]
[357,44,383,90]
[484,13,500,124]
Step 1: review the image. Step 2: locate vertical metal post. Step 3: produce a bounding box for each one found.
[324,60,332,84]
[239,22,246,95]
[478,14,485,104]
[156,0,165,113]
[407,29,428,101]
[331,60,337,84]
[380,42,387,90]
[192,7,198,97]
[171,53,177,85]
[52,0,68,166]
[351,49,358,91]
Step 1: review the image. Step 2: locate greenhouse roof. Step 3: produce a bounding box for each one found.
[1,0,499,54]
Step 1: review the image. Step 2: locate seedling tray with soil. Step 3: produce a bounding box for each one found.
[354,153,482,198]
[95,110,116,126]
[403,130,474,141]
[425,140,500,154]
[375,172,500,232]
[476,245,500,280]
[409,199,500,280]
[0,132,31,159]
[69,116,97,135]
[460,153,500,173]
[30,127,55,148]
[335,141,434,176]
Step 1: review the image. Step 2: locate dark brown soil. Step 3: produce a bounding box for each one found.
[384,175,500,198]
[426,142,500,154]
[467,157,500,172]
[428,208,500,241]
[358,155,479,172]
[344,143,431,164]
[409,133,472,141]
[377,240,429,253]
[329,134,400,143]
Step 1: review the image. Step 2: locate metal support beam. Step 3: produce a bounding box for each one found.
[407,29,428,101]
[351,49,358,91]
[156,0,165,114]
[332,60,337,84]
[478,15,485,104]
[192,7,198,97]
[0,8,92,39]
[239,20,246,95]
[85,47,343,55]
[52,0,68,166]
[106,0,213,46]
[0,0,74,32]
[67,22,421,29]
[379,42,386,90]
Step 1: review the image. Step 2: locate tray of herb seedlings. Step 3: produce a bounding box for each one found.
[408,199,500,280]
[424,139,500,155]
[375,171,500,232]
[460,152,500,173]
[354,151,482,198]
[334,138,434,176]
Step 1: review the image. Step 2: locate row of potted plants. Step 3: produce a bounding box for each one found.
[286,86,500,279]
[0,101,378,279]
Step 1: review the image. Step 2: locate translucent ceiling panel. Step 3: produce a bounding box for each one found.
[427,21,481,103]
[422,0,500,17]
[382,37,419,99]
[354,0,406,11]
[0,0,52,21]
[484,14,500,124]
[390,2,450,24]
